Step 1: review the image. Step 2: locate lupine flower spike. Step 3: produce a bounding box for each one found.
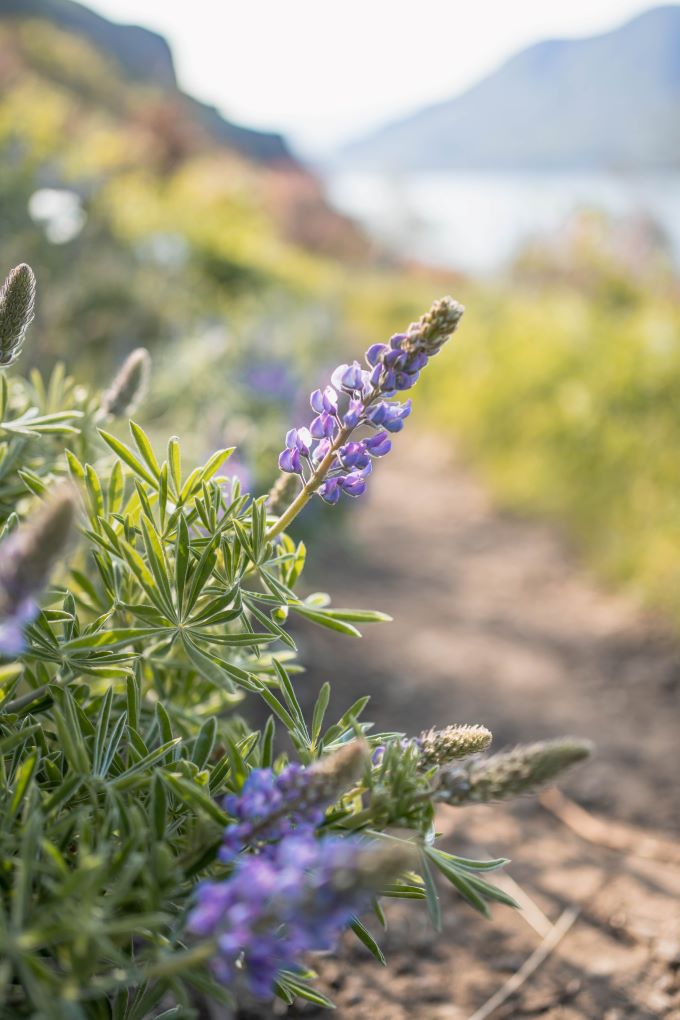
[0,263,36,367]
[188,835,413,997]
[221,741,368,859]
[436,738,593,805]
[98,347,151,419]
[0,487,76,655]
[269,297,464,537]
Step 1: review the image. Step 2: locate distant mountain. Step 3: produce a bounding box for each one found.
[337,6,680,172]
[0,0,292,164]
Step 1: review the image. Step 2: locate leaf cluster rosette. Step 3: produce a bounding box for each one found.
[0,265,591,1018]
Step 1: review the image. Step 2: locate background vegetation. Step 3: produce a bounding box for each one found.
[2,6,680,625]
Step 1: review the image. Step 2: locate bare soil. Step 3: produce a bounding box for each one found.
[244,433,680,1020]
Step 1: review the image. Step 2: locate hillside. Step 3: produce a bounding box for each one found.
[0,0,291,164]
[337,5,680,171]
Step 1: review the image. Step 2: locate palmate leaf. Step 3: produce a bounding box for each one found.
[275,970,335,1010]
[424,845,517,917]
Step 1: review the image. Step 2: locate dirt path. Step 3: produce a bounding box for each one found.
[279,433,680,1020]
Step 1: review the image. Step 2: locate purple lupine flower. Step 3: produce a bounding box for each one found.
[276,298,463,509]
[220,744,368,860]
[340,472,368,497]
[278,447,301,474]
[311,437,333,465]
[364,431,392,457]
[310,386,338,414]
[188,831,410,998]
[367,399,412,432]
[221,764,326,861]
[318,476,342,504]
[331,361,364,392]
[310,411,337,439]
[0,599,38,656]
[285,427,312,456]
[365,343,387,366]
[343,397,364,429]
[338,442,371,470]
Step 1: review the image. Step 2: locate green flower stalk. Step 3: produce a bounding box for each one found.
[436,738,593,805]
[0,263,36,367]
[418,724,492,769]
[98,347,151,419]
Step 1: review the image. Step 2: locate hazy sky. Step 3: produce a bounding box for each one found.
[86,0,656,155]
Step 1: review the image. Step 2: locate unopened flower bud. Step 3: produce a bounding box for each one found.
[436,738,592,805]
[0,263,36,367]
[404,296,464,357]
[99,348,151,419]
[418,724,492,769]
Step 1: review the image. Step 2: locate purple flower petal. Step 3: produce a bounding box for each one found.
[278,448,302,474]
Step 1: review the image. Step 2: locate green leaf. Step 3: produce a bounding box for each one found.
[350,917,386,965]
[98,429,158,488]
[151,773,167,840]
[311,682,330,745]
[161,772,229,825]
[126,673,140,731]
[130,420,161,477]
[140,517,176,622]
[420,853,442,931]
[192,717,217,769]
[273,659,309,742]
[108,458,125,516]
[168,436,181,494]
[112,739,181,788]
[322,608,392,624]
[290,604,362,637]
[181,635,236,694]
[9,752,37,817]
[85,464,105,522]
[275,972,335,1010]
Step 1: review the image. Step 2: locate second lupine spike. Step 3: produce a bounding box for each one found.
[436,738,593,805]
[99,347,151,419]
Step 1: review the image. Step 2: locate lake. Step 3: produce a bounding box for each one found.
[322,170,680,275]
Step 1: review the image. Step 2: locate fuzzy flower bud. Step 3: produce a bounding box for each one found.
[418,724,492,769]
[0,264,36,367]
[0,487,76,655]
[436,738,593,805]
[99,348,151,419]
[403,296,465,358]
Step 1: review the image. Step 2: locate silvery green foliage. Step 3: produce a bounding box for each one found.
[0,266,591,1019]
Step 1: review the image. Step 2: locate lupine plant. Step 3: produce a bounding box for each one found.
[0,263,591,1019]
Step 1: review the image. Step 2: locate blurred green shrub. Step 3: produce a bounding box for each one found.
[420,274,680,620]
